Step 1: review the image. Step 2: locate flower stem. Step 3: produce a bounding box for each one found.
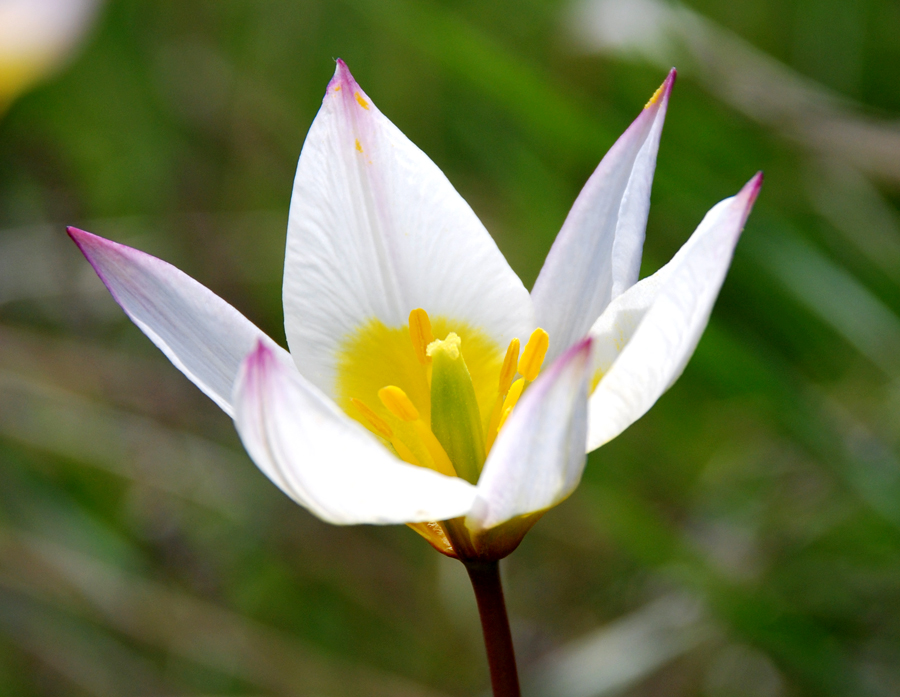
[464,560,521,697]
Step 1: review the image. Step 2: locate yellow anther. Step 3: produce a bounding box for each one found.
[378,386,420,422]
[355,91,369,109]
[351,398,393,439]
[498,338,520,394]
[501,377,525,415]
[353,396,422,467]
[497,406,513,432]
[409,308,434,365]
[518,328,549,381]
[377,386,455,477]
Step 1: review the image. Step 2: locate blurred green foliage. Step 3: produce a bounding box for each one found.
[1,0,900,695]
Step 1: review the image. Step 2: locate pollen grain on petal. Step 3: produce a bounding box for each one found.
[355,138,363,152]
[409,308,435,364]
[644,69,675,109]
[378,385,420,422]
[518,328,549,381]
[645,83,666,109]
[355,91,369,110]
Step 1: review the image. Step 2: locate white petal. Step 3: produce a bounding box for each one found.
[68,227,289,416]
[233,342,478,524]
[586,173,763,451]
[532,70,675,365]
[283,60,533,396]
[467,338,593,531]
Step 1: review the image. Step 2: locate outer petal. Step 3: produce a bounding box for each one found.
[467,338,592,532]
[68,227,289,416]
[586,173,763,451]
[532,69,675,365]
[233,342,478,524]
[283,60,534,396]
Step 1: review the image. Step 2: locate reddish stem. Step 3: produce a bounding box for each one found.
[464,560,521,697]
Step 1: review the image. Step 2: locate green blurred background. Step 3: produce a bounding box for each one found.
[2,0,900,694]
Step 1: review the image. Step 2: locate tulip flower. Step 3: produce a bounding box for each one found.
[69,60,760,696]
[0,0,102,112]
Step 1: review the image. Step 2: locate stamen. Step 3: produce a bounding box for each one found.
[378,385,456,477]
[485,339,523,454]
[351,397,393,438]
[498,338,520,393]
[518,328,549,381]
[486,377,527,452]
[378,386,420,422]
[409,308,434,365]
[501,377,525,415]
[352,397,421,466]
[484,395,504,454]
[392,439,421,467]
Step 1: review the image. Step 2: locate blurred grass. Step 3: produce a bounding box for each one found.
[2,0,900,695]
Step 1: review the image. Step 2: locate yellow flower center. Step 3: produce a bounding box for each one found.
[335,309,550,483]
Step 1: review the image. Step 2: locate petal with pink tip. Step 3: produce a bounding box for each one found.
[233,342,478,524]
[468,338,593,531]
[586,173,762,451]
[283,60,534,396]
[68,227,289,416]
[532,69,675,366]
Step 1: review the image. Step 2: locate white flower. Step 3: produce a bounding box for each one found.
[0,0,102,109]
[69,60,760,560]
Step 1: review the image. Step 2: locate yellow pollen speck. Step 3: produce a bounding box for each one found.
[518,328,549,381]
[645,82,666,108]
[498,338,520,394]
[379,386,420,422]
[355,138,363,152]
[355,91,369,109]
[351,398,393,439]
[409,308,434,364]
[334,84,341,91]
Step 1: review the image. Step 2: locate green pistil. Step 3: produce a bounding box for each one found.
[427,333,485,485]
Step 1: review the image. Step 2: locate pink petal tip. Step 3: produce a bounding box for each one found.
[741,171,764,208]
[547,336,594,382]
[329,58,360,94]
